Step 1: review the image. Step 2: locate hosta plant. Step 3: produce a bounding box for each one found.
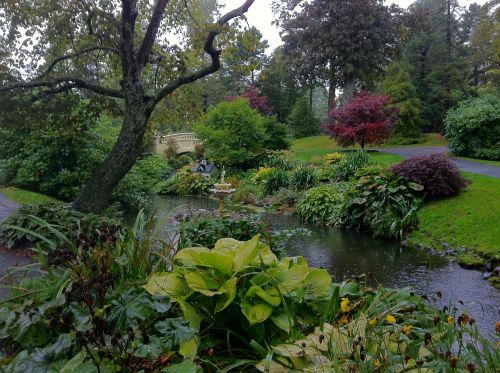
[144,235,333,358]
[338,172,423,239]
[296,185,344,223]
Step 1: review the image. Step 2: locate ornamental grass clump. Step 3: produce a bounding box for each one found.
[391,153,467,200]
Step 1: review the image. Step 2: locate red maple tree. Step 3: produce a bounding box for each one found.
[324,91,398,148]
[226,86,272,116]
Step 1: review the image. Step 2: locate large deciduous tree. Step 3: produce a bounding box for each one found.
[0,0,254,213]
[277,0,400,110]
[324,91,398,149]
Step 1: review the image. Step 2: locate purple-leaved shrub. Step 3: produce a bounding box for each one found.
[391,153,467,199]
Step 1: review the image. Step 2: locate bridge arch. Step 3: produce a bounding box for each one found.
[154,132,201,154]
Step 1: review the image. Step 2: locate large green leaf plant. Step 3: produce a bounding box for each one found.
[144,235,332,358]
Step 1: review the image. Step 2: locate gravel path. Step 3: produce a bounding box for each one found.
[0,192,32,298]
[379,146,500,178]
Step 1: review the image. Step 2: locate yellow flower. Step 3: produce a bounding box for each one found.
[369,318,377,326]
[374,359,381,367]
[386,314,397,324]
[339,315,349,325]
[340,297,350,313]
[447,316,454,325]
[402,325,413,336]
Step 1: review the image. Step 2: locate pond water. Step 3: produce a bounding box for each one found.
[149,195,500,340]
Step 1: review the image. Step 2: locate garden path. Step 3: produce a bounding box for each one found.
[380,146,500,178]
[0,192,31,298]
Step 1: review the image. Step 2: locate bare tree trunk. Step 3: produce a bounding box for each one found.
[328,63,336,113]
[73,95,150,212]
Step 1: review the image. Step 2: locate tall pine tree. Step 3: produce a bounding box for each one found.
[382,63,423,140]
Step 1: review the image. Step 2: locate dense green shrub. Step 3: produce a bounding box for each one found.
[332,150,370,181]
[195,99,271,169]
[289,165,319,191]
[0,211,193,372]
[445,93,500,160]
[231,183,261,205]
[180,215,266,248]
[296,185,343,223]
[1,223,498,372]
[287,96,320,138]
[354,163,390,178]
[262,168,290,195]
[391,154,467,199]
[0,95,108,201]
[263,187,301,208]
[0,203,122,250]
[159,170,214,196]
[264,151,297,170]
[338,173,423,238]
[261,116,290,151]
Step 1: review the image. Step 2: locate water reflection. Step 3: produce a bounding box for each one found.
[150,196,500,339]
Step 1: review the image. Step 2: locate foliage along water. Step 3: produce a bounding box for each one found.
[149,195,500,340]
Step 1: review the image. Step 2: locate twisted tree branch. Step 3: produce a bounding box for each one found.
[151,0,255,108]
[137,0,171,69]
[0,77,124,98]
[37,46,120,80]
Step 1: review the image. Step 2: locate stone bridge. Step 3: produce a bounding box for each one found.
[154,132,200,154]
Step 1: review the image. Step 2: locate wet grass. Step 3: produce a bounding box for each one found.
[408,172,500,259]
[0,187,60,205]
[291,133,448,162]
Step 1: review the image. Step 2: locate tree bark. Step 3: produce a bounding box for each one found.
[328,63,336,113]
[73,94,151,212]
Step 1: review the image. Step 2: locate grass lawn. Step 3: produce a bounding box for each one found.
[0,187,60,205]
[408,172,500,260]
[455,157,500,167]
[291,135,404,164]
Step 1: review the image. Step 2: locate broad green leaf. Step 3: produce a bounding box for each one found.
[245,285,281,307]
[197,251,234,274]
[241,299,273,325]
[144,272,190,298]
[175,247,211,266]
[60,350,87,373]
[340,281,361,297]
[155,318,196,345]
[215,277,238,313]
[164,360,201,373]
[255,359,289,373]
[273,344,304,357]
[233,235,260,272]
[250,243,278,266]
[271,310,293,333]
[184,271,225,296]
[214,237,243,253]
[275,264,310,292]
[302,268,331,298]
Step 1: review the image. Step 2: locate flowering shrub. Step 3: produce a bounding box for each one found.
[391,154,467,199]
[324,91,398,148]
[323,152,345,165]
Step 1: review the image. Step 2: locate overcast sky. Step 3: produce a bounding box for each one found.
[220,0,489,51]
